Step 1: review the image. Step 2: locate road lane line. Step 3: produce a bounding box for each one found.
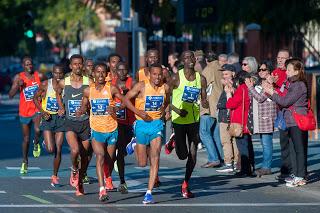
[6,167,41,170]
[43,190,75,194]
[2,203,320,207]
[20,176,51,179]
[134,166,169,170]
[161,175,200,179]
[0,191,6,193]
[22,195,52,204]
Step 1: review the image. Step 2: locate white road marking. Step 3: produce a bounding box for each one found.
[43,190,75,194]
[6,167,41,170]
[20,176,51,180]
[1,203,320,207]
[161,175,200,179]
[0,191,6,193]
[134,166,169,170]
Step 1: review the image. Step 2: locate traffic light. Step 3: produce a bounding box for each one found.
[23,12,34,38]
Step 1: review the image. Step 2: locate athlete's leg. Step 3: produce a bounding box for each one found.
[135,143,148,167]
[32,114,41,146]
[91,139,106,188]
[148,137,162,191]
[53,132,64,176]
[185,123,199,182]
[79,140,90,182]
[66,131,80,170]
[43,130,55,153]
[21,123,31,164]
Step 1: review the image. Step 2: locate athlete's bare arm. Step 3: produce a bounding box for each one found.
[56,79,65,116]
[123,81,152,121]
[76,87,89,117]
[200,75,209,109]
[8,74,23,98]
[110,85,125,114]
[33,80,50,119]
[168,73,187,117]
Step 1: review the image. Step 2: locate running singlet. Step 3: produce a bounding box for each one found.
[19,72,40,117]
[138,68,148,82]
[41,79,58,114]
[135,80,166,120]
[89,83,117,133]
[171,69,201,124]
[63,76,89,121]
[111,77,136,125]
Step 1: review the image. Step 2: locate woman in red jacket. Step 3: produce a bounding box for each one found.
[225,71,253,176]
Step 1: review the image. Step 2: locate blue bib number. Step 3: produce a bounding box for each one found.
[145,96,164,111]
[182,86,200,103]
[23,85,39,101]
[46,97,58,112]
[68,100,81,117]
[91,99,109,116]
[115,102,126,120]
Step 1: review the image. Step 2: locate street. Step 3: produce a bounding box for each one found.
[0,100,320,213]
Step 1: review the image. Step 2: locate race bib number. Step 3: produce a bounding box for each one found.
[182,86,200,103]
[115,102,126,120]
[145,96,164,111]
[23,85,38,101]
[46,97,58,112]
[68,100,81,117]
[91,99,109,116]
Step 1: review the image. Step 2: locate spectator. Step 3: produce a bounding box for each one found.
[242,56,258,73]
[218,54,228,66]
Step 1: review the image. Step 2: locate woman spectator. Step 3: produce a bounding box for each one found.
[263,58,308,187]
[242,56,258,73]
[245,61,277,177]
[225,71,253,176]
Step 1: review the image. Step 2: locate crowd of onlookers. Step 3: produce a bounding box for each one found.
[166,49,312,188]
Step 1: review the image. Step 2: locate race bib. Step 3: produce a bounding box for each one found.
[115,102,126,120]
[68,100,81,117]
[23,85,39,101]
[145,96,164,111]
[182,86,200,103]
[46,97,58,112]
[91,99,109,116]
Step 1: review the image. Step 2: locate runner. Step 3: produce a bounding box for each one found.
[77,63,123,201]
[33,65,65,186]
[111,62,136,194]
[106,53,122,82]
[170,50,208,198]
[123,63,170,204]
[56,54,92,196]
[84,58,94,79]
[9,56,45,174]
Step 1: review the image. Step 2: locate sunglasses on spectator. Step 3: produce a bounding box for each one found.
[258,68,268,72]
[242,63,248,66]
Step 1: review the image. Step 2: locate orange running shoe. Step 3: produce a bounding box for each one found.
[105,176,114,190]
[69,169,79,188]
[51,175,60,187]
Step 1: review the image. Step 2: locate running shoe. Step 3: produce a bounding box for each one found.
[83,174,90,185]
[20,162,28,174]
[105,176,114,190]
[284,174,295,183]
[75,183,85,196]
[51,175,60,187]
[33,142,41,158]
[142,193,154,204]
[126,137,137,155]
[99,189,109,201]
[117,183,128,194]
[164,133,175,155]
[181,184,195,199]
[70,169,79,188]
[286,177,307,187]
[154,176,161,188]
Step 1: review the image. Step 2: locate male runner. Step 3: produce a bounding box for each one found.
[170,50,208,198]
[9,56,45,174]
[123,63,170,204]
[106,53,122,81]
[33,65,65,186]
[77,63,123,201]
[56,54,92,196]
[111,62,136,194]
